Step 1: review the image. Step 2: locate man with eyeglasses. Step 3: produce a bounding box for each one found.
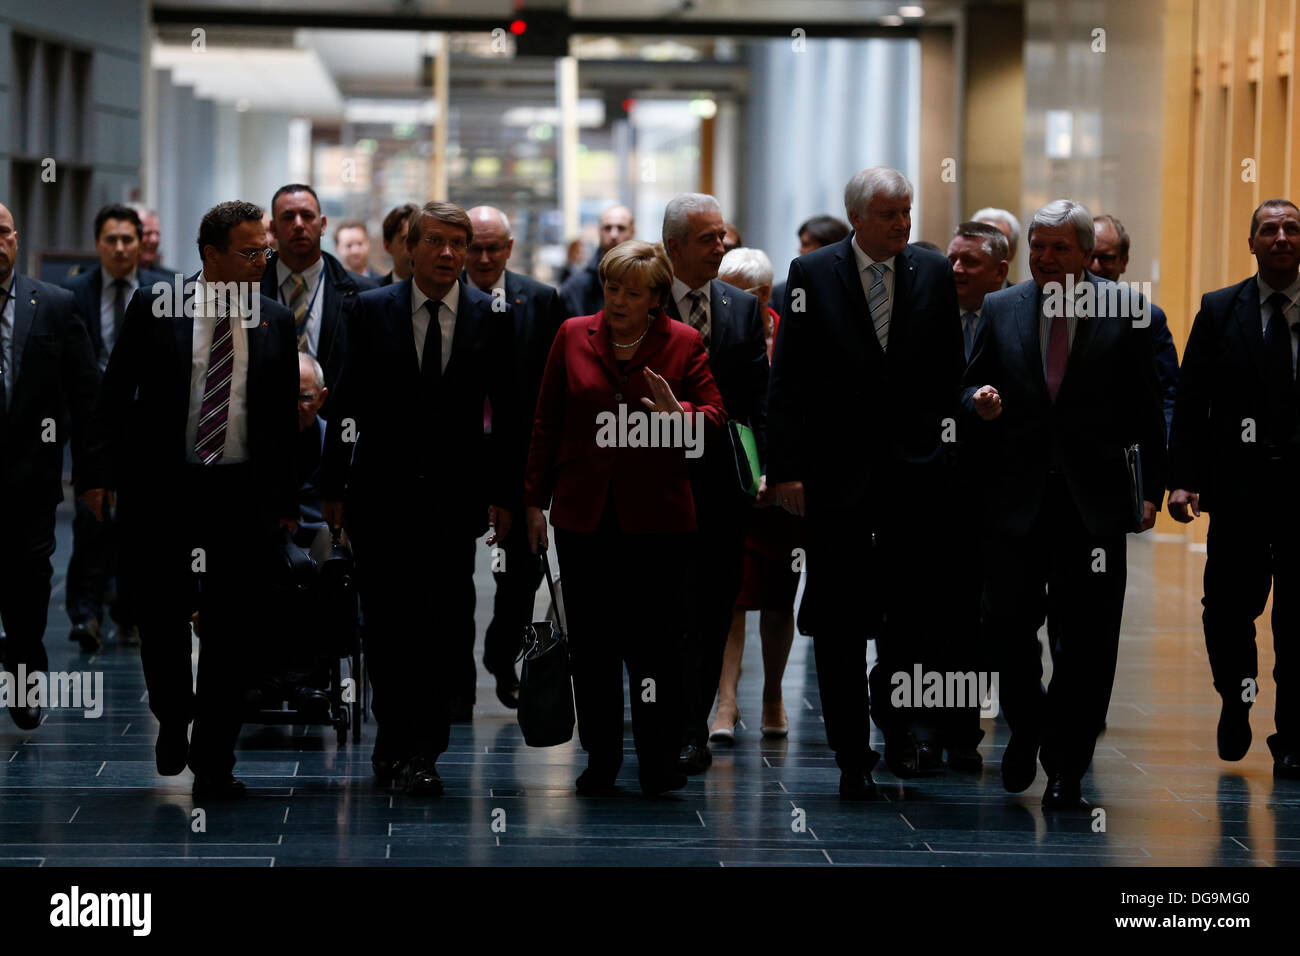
[462,205,570,711]
[322,200,519,795]
[262,184,375,423]
[61,204,172,652]
[88,201,299,799]
[1091,214,1180,438]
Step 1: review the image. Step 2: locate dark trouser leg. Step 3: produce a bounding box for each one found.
[627,532,689,786]
[1271,522,1300,747]
[413,534,474,759]
[483,528,543,677]
[682,509,746,748]
[65,498,110,627]
[0,508,57,675]
[1040,480,1126,782]
[555,527,624,774]
[808,517,878,773]
[1202,516,1271,713]
[982,525,1049,747]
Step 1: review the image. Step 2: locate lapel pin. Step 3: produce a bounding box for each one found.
[30,298,36,305]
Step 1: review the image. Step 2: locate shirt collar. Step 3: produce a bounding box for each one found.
[412,277,459,318]
[672,277,711,303]
[276,254,325,289]
[194,273,251,318]
[0,272,13,298]
[1257,273,1300,307]
[102,267,138,291]
[852,238,893,275]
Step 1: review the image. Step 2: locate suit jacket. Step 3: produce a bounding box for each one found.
[766,236,965,515]
[559,248,604,319]
[960,273,1167,537]
[61,265,173,363]
[522,308,727,534]
[0,273,101,506]
[1168,276,1297,514]
[1146,301,1179,437]
[321,278,520,537]
[666,278,769,512]
[463,268,571,509]
[260,251,374,421]
[95,273,300,524]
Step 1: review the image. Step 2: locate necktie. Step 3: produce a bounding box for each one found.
[194,313,234,465]
[867,262,890,350]
[1264,291,1294,385]
[0,286,9,418]
[961,311,978,362]
[288,272,309,351]
[1045,310,1068,402]
[107,277,127,367]
[421,300,442,381]
[688,289,710,351]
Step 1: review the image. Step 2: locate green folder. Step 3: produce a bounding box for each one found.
[728,421,762,497]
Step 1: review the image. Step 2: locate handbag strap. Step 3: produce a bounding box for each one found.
[538,548,566,638]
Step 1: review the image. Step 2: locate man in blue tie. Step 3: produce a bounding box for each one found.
[947,221,1010,364]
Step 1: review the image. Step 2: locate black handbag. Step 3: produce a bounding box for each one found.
[516,550,575,747]
[1125,443,1144,529]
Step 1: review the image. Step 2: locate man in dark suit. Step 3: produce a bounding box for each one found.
[377,203,417,287]
[0,202,102,730]
[322,201,518,796]
[263,184,374,422]
[1091,214,1180,438]
[767,168,965,799]
[659,192,768,774]
[61,204,170,652]
[771,215,851,321]
[961,198,1166,809]
[1168,198,1300,778]
[463,205,569,711]
[559,203,634,317]
[91,200,299,799]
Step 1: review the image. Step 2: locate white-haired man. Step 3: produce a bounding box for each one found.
[661,193,769,776]
[767,167,964,799]
[961,198,1166,809]
[972,207,1021,287]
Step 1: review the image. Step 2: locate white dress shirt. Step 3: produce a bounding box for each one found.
[411,279,459,372]
[100,267,139,364]
[851,240,895,345]
[1257,273,1300,374]
[185,275,251,463]
[276,255,326,355]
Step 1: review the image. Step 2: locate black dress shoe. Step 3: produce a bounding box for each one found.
[915,738,943,773]
[192,775,247,801]
[155,722,189,776]
[69,618,101,653]
[401,756,444,796]
[1267,734,1300,779]
[1217,699,1252,761]
[9,703,41,731]
[575,768,620,796]
[641,771,688,796]
[947,745,984,773]
[677,743,712,775]
[1041,774,1084,809]
[371,754,407,784]
[839,769,878,800]
[1001,732,1040,793]
[885,732,920,779]
[493,669,520,709]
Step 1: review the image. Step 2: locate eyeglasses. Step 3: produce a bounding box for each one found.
[1090,252,1119,264]
[468,242,510,255]
[420,235,468,252]
[233,247,274,262]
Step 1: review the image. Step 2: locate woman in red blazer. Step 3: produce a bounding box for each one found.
[525,240,726,796]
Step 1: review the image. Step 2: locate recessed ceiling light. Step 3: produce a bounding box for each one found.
[880,15,904,26]
[899,5,926,16]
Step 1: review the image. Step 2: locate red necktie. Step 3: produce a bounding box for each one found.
[1045,312,1068,402]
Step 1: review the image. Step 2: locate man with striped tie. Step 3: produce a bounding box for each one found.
[263,184,374,423]
[91,201,299,800]
[766,167,965,799]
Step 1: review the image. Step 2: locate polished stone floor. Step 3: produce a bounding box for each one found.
[1,494,1296,867]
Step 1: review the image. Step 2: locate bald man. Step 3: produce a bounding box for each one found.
[462,205,570,707]
[0,203,103,729]
[559,204,634,317]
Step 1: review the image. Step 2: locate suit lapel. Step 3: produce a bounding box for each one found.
[443,279,477,382]
[832,236,883,361]
[585,310,621,383]
[389,281,420,385]
[87,266,105,354]
[889,248,916,354]
[707,280,732,356]
[1231,278,1271,385]
[1016,282,1048,398]
[11,275,37,399]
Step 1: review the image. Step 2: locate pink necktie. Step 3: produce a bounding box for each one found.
[1045,312,1068,402]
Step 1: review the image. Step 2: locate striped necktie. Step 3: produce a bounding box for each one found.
[867,262,890,350]
[194,313,234,465]
[288,272,309,351]
[688,289,709,350]
[961,311,978,361]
